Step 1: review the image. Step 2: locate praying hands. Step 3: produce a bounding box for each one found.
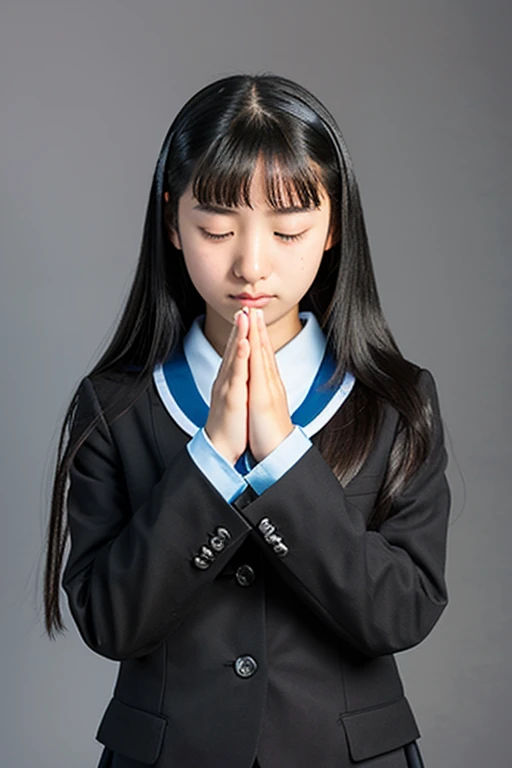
[204,306,295,465]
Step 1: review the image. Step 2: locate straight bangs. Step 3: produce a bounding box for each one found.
[190,115,327,212]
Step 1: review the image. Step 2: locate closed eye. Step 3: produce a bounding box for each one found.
[200,229,306,243]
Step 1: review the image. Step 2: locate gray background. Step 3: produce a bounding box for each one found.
[1,1,510,766]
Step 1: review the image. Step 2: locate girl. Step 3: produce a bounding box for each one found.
[43,72,451,768]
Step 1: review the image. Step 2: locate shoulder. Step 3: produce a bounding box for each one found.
[373,361,445,441]
[394,361,447,446]
[398,359,442,402]
[413,365,444,413]
[76,368,153,428]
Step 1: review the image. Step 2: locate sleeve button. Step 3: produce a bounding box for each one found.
[209,535,226,552]
[273,541,289,557]
[199,545,215,562]
[215,526,232,541]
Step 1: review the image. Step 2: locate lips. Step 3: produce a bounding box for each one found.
[230,294,274,308]
[232,293,273,299]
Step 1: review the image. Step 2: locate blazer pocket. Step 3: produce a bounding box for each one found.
[339,696,421,762]
[95,697,168,765]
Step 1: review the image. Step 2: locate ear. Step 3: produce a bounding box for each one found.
[168,227,182,250]
[324,229,340,251]
[164,192,182,250]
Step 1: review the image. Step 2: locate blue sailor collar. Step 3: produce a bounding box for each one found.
[152,311,356,439]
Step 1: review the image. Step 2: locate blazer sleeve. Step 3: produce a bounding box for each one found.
[62,376,253,661]
[231,368,451,658]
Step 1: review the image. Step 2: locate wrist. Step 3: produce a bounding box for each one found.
[203,427,239,466]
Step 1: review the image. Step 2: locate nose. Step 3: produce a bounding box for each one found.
[232,234,272,284]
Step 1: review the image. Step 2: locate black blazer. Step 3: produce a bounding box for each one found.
[62,365,450,768]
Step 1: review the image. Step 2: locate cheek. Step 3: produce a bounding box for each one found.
[292,249,324,284]
[183,251,222,294]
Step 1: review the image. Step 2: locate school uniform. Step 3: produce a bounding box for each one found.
[63,310,448,767]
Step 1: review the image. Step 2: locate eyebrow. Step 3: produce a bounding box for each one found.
[192,202,319,215]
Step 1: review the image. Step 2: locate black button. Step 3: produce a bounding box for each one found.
[192,555,210,570]
[234,655,258,678]
[235,564,255,587]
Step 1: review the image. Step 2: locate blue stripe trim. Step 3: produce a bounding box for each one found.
[292,345,338,427]
[162,339,210,426]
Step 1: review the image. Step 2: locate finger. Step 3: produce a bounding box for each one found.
[225,310,247,364]
[216,312,243,383]
[235,336,250,370]
[238,306,250,339]
[229,309,249,364]
[256,312,273,381]
[232,313,250,377]
[248,307,266,389]
[225,313,250,387]
[256,309,279,384]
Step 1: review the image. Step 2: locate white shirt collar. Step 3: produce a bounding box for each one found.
[182,311,327,414]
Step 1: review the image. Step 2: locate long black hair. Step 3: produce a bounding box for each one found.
[44,71,435,639]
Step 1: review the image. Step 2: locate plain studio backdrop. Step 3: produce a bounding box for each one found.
[1,1,509,766]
